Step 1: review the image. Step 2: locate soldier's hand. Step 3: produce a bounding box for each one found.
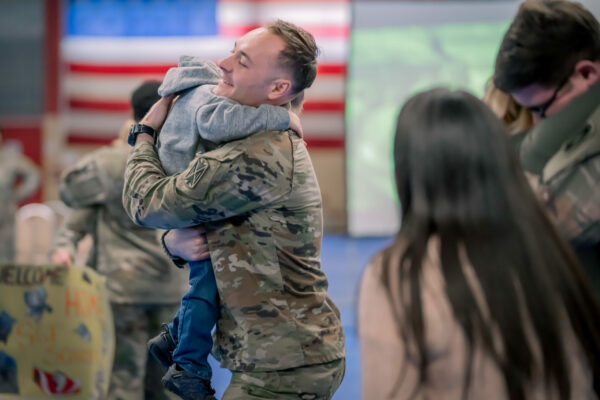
[288,111,304,138]
[164,227,210,261]
[51,249,72,267]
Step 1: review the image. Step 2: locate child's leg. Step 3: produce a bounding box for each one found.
[167,309,180,343]
[171,260,219,380]
[145,304,180,400]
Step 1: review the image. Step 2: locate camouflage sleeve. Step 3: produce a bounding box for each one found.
[59,152,110,207]
[52,207,97,259]
[123,138,293,229]
[14,154,40,202]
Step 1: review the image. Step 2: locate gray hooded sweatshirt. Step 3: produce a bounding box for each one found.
[157,55,291,175]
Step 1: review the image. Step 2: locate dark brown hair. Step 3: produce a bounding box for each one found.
[131,80,161,122]
[266,20,320,95]
[494,0,600,92]
[385,88,600,399]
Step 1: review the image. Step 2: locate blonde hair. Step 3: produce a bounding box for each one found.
[483,81,539,190]
[483,83,533,135]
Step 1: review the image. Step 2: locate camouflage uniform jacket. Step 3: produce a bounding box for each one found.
[123,130,346,371]
[0,145,39,262]
[57,143,187,304]
[518,82,600,246]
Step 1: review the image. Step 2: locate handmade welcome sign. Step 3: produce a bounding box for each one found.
[0,264,114,399]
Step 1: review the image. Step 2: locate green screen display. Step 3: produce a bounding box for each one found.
[346,2,517,236]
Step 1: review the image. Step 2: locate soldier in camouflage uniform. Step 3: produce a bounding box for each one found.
[0,128,39,263]
[52,81,187,400]
[123,20,345,400]
[494,0,600,292]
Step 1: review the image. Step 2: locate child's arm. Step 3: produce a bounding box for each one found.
[196,99,297,144]
[158,57,221,96]
[51,207,97,266]
[288,110,303,138]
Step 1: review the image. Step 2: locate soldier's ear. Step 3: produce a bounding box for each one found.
[267,79,293,102]
[574,60,600,86]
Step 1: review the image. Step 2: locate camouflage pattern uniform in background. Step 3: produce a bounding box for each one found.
[519,82,600,292]
[123,130,346,399]
[55,143,187,400]
[0,144,39,262]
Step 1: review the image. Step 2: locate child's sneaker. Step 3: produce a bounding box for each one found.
[148,324,176,371]
[161,364,217,400]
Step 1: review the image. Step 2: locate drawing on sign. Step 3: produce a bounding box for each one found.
[0,351,18,394]
[0,311,16,343]
[24,287,53,322]
[33,367,81,395]
[74,323,91,342]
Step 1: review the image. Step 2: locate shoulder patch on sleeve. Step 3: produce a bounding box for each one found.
[185,158,209,188]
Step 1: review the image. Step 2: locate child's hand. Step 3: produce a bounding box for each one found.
[51,248,72,267]
[288,111,304,138]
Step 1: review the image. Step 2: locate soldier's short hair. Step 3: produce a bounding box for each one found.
[494,0,600,92]
[131,81,162,122]
[266,20,320,95]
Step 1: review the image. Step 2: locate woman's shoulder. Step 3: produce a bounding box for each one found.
[358,244,402,342]
[361,243,401,294]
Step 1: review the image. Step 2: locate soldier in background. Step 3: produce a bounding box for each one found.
[0,128,40,262]
[494,0,600,292]
[51,81,187,400]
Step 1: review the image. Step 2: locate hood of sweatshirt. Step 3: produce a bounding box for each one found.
[158,55,221,96]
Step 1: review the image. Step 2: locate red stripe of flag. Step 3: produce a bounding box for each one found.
[67,135,114,145]
[69,98,345,112]
[305,137,345,149]
[317,64,346,75]
[69,99,131,112]
[67,133,345,149]
[69,63,174,75]
[68,63,345,76]
[302,101,345,112]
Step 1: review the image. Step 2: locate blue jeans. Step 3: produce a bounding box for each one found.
[168,260,219,380]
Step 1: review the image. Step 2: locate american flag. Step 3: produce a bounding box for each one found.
[61,0,349,150]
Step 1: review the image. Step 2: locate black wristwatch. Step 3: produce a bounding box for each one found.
[128,124,157,146]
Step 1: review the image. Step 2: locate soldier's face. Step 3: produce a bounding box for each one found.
[214,29,293,107]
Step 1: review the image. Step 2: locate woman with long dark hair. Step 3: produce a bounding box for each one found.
[358,88,599,399]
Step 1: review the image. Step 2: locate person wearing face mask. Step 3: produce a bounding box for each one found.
[494,0,600,292]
